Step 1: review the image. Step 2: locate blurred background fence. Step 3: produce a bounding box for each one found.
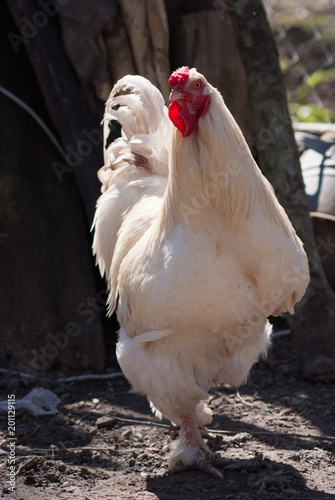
[265,0,335,126]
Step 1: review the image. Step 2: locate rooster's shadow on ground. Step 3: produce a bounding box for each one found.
[145,457,335,500]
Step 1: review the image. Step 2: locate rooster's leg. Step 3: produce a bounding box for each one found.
[166,413,223,478]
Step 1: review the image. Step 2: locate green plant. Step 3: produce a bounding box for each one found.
[289,102,334,123]
[295,68,335,100]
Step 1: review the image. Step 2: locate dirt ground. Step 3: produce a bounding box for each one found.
[1,334,335,500]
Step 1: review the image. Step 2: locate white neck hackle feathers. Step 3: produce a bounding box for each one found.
[156,80,293,242]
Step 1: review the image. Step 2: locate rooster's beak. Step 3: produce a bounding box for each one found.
[169,89,183,102]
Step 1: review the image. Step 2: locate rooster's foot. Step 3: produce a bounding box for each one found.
[166,413,225,478]
[165,448,223,478]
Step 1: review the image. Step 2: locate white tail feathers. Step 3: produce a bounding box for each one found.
[92,75,169,312]
[101,75,170,191]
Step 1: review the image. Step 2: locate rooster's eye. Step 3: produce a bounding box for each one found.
[194,82,201,89]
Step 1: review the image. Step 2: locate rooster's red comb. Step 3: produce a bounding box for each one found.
[169,66,190,90]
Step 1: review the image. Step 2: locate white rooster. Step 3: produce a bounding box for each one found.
[92,67,310,477]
